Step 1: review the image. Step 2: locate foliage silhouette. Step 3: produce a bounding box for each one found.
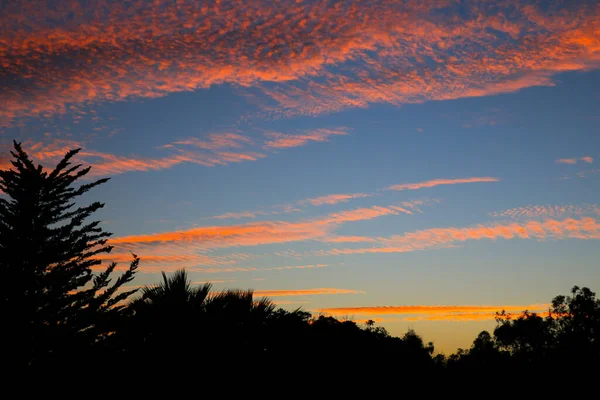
[446,285,600,374]
[0,141,139,372]
[4,142,600,380]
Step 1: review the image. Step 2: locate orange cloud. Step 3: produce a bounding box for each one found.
[263,128,348,149]
[110,200,427,259]
[110,220,332,250]
[318,304,549,317]
[322,205,414,224]
[404,311,552,322]
[387,177,499,191]
[13,127,347,178]
[2,1,599,124]
[254,288,364,297]
[324,217,600,255]
[556,156,594,164]
[556,158,578,164]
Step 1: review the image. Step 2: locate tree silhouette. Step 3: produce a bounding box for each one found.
[0,141,139,371]
[447,285,600,373]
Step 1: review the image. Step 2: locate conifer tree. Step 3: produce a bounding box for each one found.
[0,141,139,370]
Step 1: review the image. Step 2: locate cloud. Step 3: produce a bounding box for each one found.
[164,133,253,151]
[300,192,372,206]
[111,201,419,251]
[323,236,378,243]
[106,200,430,272]
[404,311,552,322]
[322,204,417,224]
[556,156,594,165]
[577,168,600,178]
[317,304,549,317]
[110,220,333,250]
[2,1,599,124]
[323,217,600,256]
[386,177,499,191]
[263,128,348,149]
[11,128,345,178]
[556,158,578,164]
[254,288,364,297]
[211,211,271,220]
[489,204,600,219]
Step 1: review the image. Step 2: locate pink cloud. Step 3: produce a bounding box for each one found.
[556,158,577,164]
[387,177,499,191]
[263,128,348,150]
[2,1,600,124]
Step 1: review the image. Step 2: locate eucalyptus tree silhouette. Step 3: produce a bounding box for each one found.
[0,141,139,372]
[446,285,600,374]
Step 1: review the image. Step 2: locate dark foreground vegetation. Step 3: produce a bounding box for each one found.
[3,142,599,381]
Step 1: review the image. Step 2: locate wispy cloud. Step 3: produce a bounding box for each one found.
[489,204,600,220]
[322,204,418,224]
[323,236,378,244]
[404,311,551,322]
[164,133,253,151]
[107,200,431,272]
[318,304,549,321]
[11,127,346,178]
[263,128,348,150]
[387,177,499,191]
[577,168,600,178]
[111,201,424,251]
[300,192,372,206]
[556,156,594,165]
[556,158,577,164]
[323,217,600,256]
[2,1,599,124]
[318,304,548,316]
[211,211,271,220]
[254,288,364,297]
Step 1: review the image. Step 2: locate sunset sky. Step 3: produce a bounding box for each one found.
[1,0,599,353]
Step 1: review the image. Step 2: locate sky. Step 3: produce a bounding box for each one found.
[1,0,599,354]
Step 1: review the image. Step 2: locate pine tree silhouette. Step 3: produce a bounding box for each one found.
[0,141,139,372]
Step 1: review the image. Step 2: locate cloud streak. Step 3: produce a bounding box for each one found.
[556,156,593,165]
[318,304,550,322]
[489,204,600,220]
[14,127,346,178]
[2,1,599,124]
[323,217,600,256]
[387,177,499,191]
[300,192,372,206]
[263,128,348,150]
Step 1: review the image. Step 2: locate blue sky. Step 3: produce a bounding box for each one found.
[1,0,599,353]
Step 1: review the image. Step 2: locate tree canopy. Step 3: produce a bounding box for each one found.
[0,141,139,371]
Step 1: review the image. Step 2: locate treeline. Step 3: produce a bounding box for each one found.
[2,142,599,380]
